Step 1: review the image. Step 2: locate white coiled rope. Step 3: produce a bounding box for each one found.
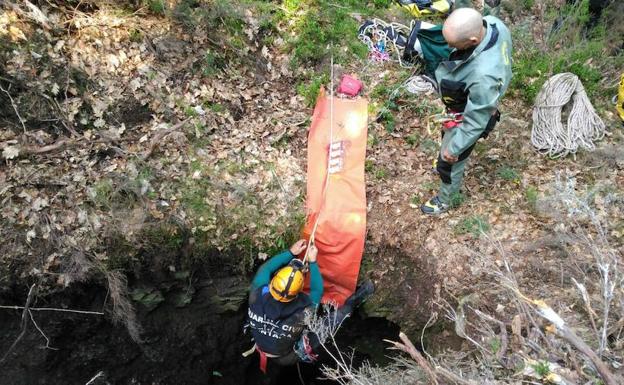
[531,72,607,158]
[404,75,436,94]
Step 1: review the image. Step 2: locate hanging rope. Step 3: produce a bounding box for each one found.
[302,55,335,264]
[531,72,607,158]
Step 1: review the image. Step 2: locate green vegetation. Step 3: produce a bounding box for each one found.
[378,110,396,133]
[525,186,538,209]
[367,133,380,147]
[490,337,501,354]
[511,0,622,104]
[406,133,421,147]
[145,0,166,14]
[128,28,143,43]
[449,191,465,208]
[496,165,520,182]
[297,73,329,107]
[365,160,389,180]
[522,0,535,10]
[284,0,385,66]
[200,51,223,77]
[531,360,551,378]
[454,215,490,237]
[419,138,439,155]
[511,39,604,103]
[421,181,437,191]
[91,179,114,209]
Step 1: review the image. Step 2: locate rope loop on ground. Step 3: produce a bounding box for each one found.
[404,75,436,94]
[531,72,606,158]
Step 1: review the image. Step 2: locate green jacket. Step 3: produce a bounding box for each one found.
[434,15,512,156]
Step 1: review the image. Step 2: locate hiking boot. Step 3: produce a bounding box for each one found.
[344,279,375,308]
[420,196,449,215]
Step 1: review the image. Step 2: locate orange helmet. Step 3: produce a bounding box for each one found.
[269,259,305,302]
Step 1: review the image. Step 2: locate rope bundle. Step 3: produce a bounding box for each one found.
[404,75,436,94]
[531,73,607,158]
[358,19,416,68]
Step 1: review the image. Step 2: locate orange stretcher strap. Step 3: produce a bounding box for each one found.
[303,88,368,306]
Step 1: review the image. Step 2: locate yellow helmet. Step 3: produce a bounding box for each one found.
[269,260,305,302]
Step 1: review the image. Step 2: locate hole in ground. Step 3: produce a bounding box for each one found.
[251,313,402,385]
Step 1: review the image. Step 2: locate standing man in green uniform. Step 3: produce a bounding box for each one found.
[421,7,512,215]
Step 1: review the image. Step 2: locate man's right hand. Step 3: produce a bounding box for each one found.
[307,244,318,263]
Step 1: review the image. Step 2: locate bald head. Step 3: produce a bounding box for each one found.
[443,8,484,49]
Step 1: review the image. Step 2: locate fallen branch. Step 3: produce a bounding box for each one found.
[434,366,478,385]
[555,321,621,385]
[1,0,51,29]
[0,284,36,364]
[141,119,190,160]
[2,134,138,159]
[23,138,71,154]
[511,290,622,385]
[0,84,26,133]
[0,305,104,315]
[386,332,479,385]
[385,332,439,385]
[85,371,104,385]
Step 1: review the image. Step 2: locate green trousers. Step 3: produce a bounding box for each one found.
[437,130,470,205]
[435,110,501,205]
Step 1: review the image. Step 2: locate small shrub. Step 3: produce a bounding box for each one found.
[525,186,538,208]
[145,0,165,14]
[367,133,380,147]
[129,28,143,43]
[449,192,465,208]
[523,0,535,10]
[374,0,392,7]
[531,361,551,378]
[91,179,114,208]
[371,83,393,99]
[287,0,373,66]
[421,181,437,191]
[184,105,198,117]
[374,167,388,180]
[201,51,223,77]
[378,110,395,133]
[406,133,420,147]
[497,166,520,182]
[419,138,439,155]
[454,215,490,237]
[490,337,501,354]
[297,73,329,107]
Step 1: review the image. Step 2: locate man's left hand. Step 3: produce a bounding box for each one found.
[442,149,458,164]
[289,239,307,256]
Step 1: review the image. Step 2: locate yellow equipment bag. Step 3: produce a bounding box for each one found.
[396,0,453,17]
[617,73,624,124]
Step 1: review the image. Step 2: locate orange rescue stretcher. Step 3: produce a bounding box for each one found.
[303,88,368,306]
